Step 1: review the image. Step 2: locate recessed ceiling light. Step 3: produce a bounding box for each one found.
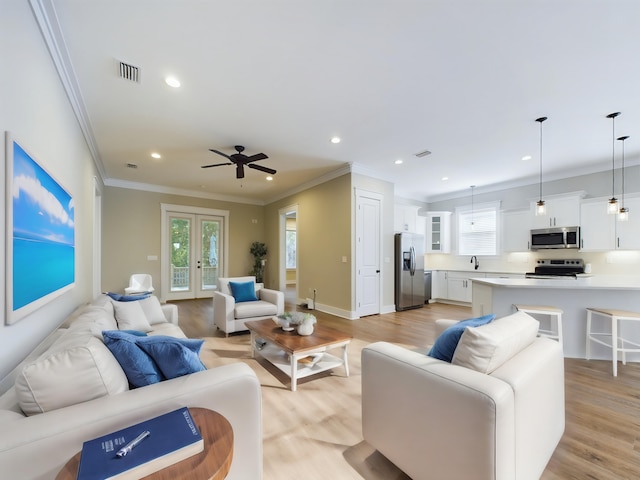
[266,176,273,181]
[442,176,449,181]
[151,152,161,159]
[394,159,403,165]
[330,136,341,144]
[165,76,181,88]
[521,155,532,161]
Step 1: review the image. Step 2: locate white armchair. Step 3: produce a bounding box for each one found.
[213,276,284,336]
[124,274,154,294]
[362,312,565,480]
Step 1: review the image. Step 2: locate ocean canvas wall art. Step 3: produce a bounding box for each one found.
[5,133,75,325]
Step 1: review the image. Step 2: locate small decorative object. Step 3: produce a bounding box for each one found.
[297,316,315,336]
[277,312,317,335]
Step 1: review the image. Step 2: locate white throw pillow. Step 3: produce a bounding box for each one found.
[138,296,167,325]
[452,311,539,374]
[15,334,128,415]
[111,300,153,332]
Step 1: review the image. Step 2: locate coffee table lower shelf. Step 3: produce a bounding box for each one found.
[260,343,345,375]
[253,341,349,391]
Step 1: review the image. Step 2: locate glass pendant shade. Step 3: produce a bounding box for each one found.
[618,207,629,222]
[607,197,619,214]
[536,200,547,216]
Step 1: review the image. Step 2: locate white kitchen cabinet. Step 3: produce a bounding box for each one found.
[580,200,615,251]
[615,197,640,249]
[446,272,485,303]
[580,196,640,251]
[530,194,582,229]
[431,271,448,300]
[426,212,451,253]
[502,209,531,252]
[394,204,420,233]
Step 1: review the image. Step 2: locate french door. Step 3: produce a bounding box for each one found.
[161,205,228,301]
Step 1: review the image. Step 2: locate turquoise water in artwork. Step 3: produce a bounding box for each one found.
[13,238,75,310]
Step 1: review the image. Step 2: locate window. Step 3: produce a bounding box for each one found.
[286,230,296,268]
[456,202,500,256]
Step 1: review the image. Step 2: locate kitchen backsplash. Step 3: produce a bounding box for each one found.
[425,250,640,276]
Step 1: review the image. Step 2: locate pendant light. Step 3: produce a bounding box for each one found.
[535,117,547,216]
[618,135,630,221]
[607,112,621,214]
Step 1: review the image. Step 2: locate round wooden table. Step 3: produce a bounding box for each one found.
[55,408,233,480]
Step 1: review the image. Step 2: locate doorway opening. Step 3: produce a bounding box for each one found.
[279,204,298,303]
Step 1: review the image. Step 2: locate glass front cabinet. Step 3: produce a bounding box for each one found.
[426,211,451,253]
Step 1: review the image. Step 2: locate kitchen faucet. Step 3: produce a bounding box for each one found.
[470,256,479,270]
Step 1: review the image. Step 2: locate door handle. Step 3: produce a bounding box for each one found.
[376,270,380,273]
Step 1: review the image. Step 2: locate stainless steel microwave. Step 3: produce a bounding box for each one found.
[530,226,580,250]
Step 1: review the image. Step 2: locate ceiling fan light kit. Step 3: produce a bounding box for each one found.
[201,145,276,179]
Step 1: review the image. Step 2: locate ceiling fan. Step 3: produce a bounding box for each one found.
[201,145,276,179]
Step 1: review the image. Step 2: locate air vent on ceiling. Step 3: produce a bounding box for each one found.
[126,163,138,169]
[414,149,432,158]
[118,61,140,83]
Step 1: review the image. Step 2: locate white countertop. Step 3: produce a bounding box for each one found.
[474,275,640,290]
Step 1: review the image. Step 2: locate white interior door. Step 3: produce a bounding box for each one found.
[356,191,382,317]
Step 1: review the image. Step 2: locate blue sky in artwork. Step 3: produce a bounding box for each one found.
[12,141,74,246]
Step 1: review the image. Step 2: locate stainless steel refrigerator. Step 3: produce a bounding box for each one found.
[394,232,425,311]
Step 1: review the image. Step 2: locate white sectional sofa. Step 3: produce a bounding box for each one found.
[0,294,262,480]
[362,311,565,480]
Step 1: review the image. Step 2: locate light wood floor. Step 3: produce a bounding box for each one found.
[173,293,640,480]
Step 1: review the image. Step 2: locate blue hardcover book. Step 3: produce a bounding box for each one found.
[77,407,204,480]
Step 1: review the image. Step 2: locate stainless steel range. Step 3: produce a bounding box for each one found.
[525,259,585,279]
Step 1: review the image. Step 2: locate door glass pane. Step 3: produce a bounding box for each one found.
[171,217,191,292]
[201,219,220,290]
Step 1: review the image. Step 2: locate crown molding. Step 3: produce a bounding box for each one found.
[30,0,106,182]
[104,178,265,205]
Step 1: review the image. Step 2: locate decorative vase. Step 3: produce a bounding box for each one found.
[297,321,314,336]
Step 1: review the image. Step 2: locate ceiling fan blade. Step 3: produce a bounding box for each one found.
[248,163,276,175]
[201,162,232,168]
[236,163,245,179]
[209,149,232,160]
[245,153,268,163]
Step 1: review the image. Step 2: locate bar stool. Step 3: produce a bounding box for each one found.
[586,308,640,376]
[513,304,563,346]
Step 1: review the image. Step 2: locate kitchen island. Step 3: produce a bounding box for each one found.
[472,275,640,360]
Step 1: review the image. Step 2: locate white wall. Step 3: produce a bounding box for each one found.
[0,1,99,380]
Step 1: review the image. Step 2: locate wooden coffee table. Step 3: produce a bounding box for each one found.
[55,408,233,480]
[246,318,352,391]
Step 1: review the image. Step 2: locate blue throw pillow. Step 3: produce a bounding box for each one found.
[228,281,258,302]
[136,336,207,379]
[102,330,164,387]
[106,292,151,302]
[428,314,496,362]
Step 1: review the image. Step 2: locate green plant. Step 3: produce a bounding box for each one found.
[249,241,268,283]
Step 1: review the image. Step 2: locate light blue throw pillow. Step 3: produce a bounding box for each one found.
[229,281,258,302]
[427,314,496,362]
[136,336,206,379]
[102,330,163,388]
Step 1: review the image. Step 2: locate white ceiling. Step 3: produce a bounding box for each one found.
[43,0,640,204]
